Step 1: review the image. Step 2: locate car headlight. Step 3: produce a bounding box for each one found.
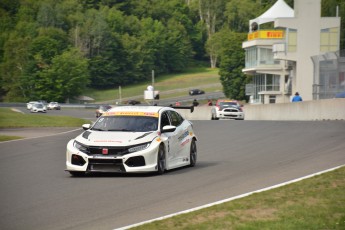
[128,142,150,153]
[73,141,88,153]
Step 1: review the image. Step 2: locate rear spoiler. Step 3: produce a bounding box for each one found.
[170,105,194,113]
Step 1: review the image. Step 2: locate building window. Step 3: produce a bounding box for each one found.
[245,47,257,68]
[320,28,339,52]
[269,95,276,103]
[287,29,297,52]
[252,74,280,103]
[259,48,275,65]
[246,47,279,68]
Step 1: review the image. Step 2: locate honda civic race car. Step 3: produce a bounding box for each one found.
[66,106,197,176]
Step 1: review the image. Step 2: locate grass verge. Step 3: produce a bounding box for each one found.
[0,135,23,141]
[132,166,345,230]
[0,108,90,128]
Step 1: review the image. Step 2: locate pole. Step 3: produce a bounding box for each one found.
[152,70,155,88]
[152,70,155,105]
[119,86,122,104]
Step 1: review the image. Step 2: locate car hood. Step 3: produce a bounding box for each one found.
[75,130,158,146]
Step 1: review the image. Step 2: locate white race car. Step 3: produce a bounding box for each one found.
[66,106,197,176]
[30,103,47,113]
[211,99,244,120]
[26,101,39,110]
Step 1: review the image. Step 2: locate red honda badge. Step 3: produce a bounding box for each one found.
[102,148,108,155]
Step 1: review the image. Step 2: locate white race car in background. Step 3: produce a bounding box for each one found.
[26,101,39,110]
[30,103,47,113]
[66,106,197,176]
[211,99,244,120]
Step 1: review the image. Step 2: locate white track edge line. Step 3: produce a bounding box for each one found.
[115,164,345,230]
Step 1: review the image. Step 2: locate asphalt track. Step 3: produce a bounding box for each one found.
[1,111,345,229]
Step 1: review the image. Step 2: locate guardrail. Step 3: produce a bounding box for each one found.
[244,98,345,121]
[177,98,345,121]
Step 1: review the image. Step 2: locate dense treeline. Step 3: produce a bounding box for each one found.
[0,0,344,102]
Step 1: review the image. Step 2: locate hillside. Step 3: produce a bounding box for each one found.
[84,67,223,104]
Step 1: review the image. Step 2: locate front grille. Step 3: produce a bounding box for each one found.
[89,158,122,164]
[224,108,239,112]
[87,146,128,156]
[88,158,125,172]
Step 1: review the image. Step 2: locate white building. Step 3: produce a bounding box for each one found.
[242,0,341,104]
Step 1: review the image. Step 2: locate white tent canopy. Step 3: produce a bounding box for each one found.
[249,0,294,29]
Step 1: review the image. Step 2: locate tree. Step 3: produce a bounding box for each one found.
[225,0,261,32]
[192,0,227,68]
[164,18,193,72]
[0,33,33,101]
[37,0,57,28]
[37,48,89,102]
[218,29,249,101]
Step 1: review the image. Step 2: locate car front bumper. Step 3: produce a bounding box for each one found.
[65,140,160,173]
[217,111,244,120]
[31,109,47,113]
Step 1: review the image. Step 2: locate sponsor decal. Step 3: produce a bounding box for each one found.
[248,30,284,40]
[94,140,123,143]
[93,155,115,159]
[103,111,159,117]
[181,138,190,147]
[178,130,189,142]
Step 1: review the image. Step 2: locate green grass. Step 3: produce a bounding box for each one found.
[0,135,23,141]
[0,108,90,128]
[84,67,221,102]
[132,166,345,229]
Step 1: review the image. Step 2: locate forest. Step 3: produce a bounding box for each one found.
[0,0,344,102]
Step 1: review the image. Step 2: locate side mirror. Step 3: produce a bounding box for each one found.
[162,125,176,133]
[82,124,91,130]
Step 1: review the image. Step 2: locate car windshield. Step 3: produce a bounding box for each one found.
[91,116,158,132]
[220,102,238,107]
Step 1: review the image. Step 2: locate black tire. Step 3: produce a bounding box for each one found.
[156,145,166,175]
[69,171,85,177]
[189,139,197,167]
[212,114,219,120]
